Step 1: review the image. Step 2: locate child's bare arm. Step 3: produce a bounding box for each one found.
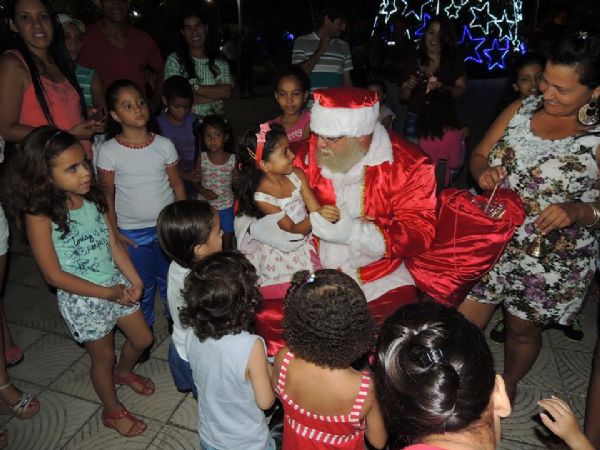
[166,163,187,201]
[26,214,126,302]
[256,200,312,236]
[364,383,388,449]
[270,347,289,390]
[297,167,320,212]
[247,339,276,410]
[538,397,594,450]
[104,214,143,305]
[296,168,339,223]
[98,169,136,248]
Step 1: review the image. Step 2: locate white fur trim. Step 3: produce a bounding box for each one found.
[311,102,380,137]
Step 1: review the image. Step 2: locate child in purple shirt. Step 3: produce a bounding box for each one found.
[157,76,200,199]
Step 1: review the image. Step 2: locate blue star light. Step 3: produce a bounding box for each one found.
[483,38,510,70]
[415,13,431,37]
[458,25,486,64]
[469,2,501,35]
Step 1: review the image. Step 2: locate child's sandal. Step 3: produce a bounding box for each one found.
[101,406,146,438]
[113,369,155,396]
[0,383,40,420]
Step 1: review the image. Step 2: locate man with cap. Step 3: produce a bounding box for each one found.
[80,0,163,106]
[236,86,437,353]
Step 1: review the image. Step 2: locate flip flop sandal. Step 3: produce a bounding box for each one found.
[102,406,146,438]
[5,346,23,368]
[0,383,40,420]
[113,369,155,396]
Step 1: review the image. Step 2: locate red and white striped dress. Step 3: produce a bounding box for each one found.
[276,351,370,449]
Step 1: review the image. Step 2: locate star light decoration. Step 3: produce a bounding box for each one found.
[493,11,516,44]
[469,2,501,35]
[483,38,511,70]
[458,25,486,64]
[379,0,399,24]
[374,0,523,71]
[443,0,466,19]
[401,0,438,21]
[415,13,431,37]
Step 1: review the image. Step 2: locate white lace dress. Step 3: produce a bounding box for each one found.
[248,172,317,287]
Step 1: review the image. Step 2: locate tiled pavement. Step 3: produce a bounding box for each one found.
[2,235,597,450]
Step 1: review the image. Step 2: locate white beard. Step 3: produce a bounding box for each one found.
[317,138,368,174]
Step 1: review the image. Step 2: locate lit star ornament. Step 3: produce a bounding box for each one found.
[415,13,431,37]
[444,0,466,19]
[493,11,516,43]
[469,2,501,35]
[401,0,433,21]
[458,25,485,64]
[483,38,510,70]
[379,0,399,24]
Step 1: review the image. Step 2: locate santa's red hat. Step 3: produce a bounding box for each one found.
[310,87,380,137]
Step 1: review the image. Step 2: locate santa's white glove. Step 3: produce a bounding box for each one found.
[310,209,354,244]
[310,210,386,259]
[249,211,304,252]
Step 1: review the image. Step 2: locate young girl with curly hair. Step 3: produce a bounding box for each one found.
[5,126,153,438]
[180,251,275,450]
[272,269,387,450]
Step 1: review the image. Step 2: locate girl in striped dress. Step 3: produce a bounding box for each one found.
[271,270,387,450]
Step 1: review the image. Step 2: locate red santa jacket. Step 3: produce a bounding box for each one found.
[292,132,437,284]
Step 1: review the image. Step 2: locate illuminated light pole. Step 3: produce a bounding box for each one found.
[237,0,243,32]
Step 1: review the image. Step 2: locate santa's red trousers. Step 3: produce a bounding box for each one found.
[257,283,418,357]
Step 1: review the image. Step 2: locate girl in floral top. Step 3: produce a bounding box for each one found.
[164,9,233,118]
[197,115,236,249]
[462,32,600,403]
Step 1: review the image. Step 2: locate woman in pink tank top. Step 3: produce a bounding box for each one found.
[0,0,103,157]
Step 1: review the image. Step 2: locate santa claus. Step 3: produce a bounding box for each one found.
[236,86,437,354]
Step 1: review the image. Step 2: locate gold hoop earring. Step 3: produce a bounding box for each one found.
[578,97,599,127]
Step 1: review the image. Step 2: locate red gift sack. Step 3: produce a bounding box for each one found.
[405,188,526,307]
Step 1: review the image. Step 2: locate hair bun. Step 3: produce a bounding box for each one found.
[290,270,311,286]
[375,303,496,443]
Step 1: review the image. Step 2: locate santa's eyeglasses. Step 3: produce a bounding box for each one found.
[316,134,345,144]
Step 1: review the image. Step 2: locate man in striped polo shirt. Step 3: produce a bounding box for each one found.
[292,2,353,98]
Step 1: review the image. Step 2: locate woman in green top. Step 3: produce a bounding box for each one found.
[164,9,233,117]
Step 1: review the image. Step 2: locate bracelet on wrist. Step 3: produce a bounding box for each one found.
[585,203,600,228]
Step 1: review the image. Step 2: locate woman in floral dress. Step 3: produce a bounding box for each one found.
[460,32,600,402]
